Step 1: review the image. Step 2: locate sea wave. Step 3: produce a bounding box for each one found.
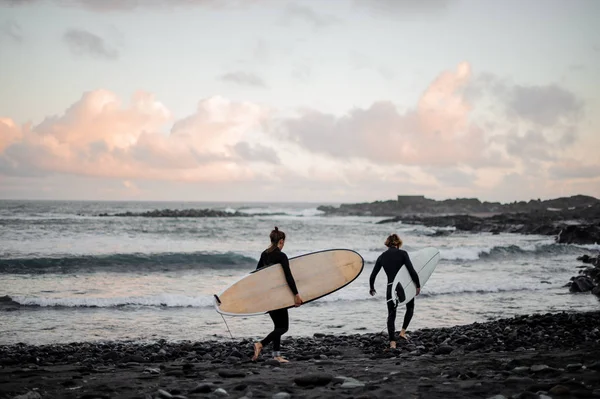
[4,294,214,309]
[2,281,558,311]
[0,252,256,274]
[440,242,583,261]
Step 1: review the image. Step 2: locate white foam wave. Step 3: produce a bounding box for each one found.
[11,294,214,308]
[572,243,600,251]
[439,246,494,261]
[305,280,558,305]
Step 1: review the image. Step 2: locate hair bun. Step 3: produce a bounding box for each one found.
[274,226,279,231]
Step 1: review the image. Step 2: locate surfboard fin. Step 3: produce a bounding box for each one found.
[213,294,222,305]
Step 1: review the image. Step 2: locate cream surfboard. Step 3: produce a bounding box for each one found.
[392,247,440,306]
[214,249,364,316]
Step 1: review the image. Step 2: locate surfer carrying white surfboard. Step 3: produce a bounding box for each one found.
[251,227,304,363]
[369,233,421,349]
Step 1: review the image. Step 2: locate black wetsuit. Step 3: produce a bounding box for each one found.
[370,247,420,342]
[256,247,298,353]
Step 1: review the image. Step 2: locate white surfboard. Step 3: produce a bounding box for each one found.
[392,247,440,305]
[214,249,364,316]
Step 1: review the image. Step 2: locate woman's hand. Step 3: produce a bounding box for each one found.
[294,294,304,307]
[369,289,376,296]
[416,288,421,296]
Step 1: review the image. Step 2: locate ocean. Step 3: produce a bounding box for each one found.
[1,200,598,346]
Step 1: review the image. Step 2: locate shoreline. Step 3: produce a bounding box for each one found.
[2,310,599,399]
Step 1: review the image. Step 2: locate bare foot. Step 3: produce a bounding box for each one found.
[398,334,410,342]
[252,342,263,361]
[274,356,289,363]
[390,341,396,349]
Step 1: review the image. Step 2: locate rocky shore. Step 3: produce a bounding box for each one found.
[377,205,600,246]
[568,254,600,298]
[2,311,599,399]
[317,195,599,217]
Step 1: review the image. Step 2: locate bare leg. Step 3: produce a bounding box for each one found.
[252,342,263,361]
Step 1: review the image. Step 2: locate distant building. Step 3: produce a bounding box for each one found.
[397,195,426,204]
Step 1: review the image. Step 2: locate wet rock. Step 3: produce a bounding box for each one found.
[144,367,160,374]
[263,359,281,367]
[566,363,583,371]
[434,345,454,355]
[12,393,42,399]
[218,369,246,378]
[294,373,333,387]
[213,388,228,397]
[272,393,291,399]
[569,276,595,293]
[588,361,600,370]
[157,389,173,399]
[530,364,550,372]
[549,385,570,396]
[339,377,365,389]
[189,383,215,394]
[514,392,540,399]
[512,366,530,374]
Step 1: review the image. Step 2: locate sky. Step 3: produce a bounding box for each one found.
[0,0,599,203]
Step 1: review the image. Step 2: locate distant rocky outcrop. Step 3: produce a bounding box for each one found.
[98,209,249,218]
[318,195,600,217]
[321,195,600,245]
[96,209,287,218]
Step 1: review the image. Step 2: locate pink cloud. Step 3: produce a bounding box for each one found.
[0,91,270,182]
[280,62,508,168]
[0,117,24,152]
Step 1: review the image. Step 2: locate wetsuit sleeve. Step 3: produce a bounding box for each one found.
[404,252,420,288]
[256,252,264,270]
[280,253,299,295]
[369,255,383,291]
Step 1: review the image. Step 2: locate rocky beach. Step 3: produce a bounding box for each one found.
[1,311,599,399]
[2,198,600,399]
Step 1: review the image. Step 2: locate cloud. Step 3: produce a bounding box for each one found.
[1,20,22,43]
[507,84,583,127]
[277,62,510,168]
[291,63,311,82]
[0,0,248,11]
[1,59,597,201]
[63,29,119,60]
[0,0,37,5]
[233,142,280,164]
[354,0,456,15]
[0,91,272,182]
[349,51,394,81]
[283,3,339,29]
[427,167,477,188]
[219,71,267,88]
[549,161,600,180]
[504,130,557,162]
[0,118,23,153]
[466,74,584,129]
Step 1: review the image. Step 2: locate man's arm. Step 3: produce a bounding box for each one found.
[404,252,420,288]
[369,256,383,292]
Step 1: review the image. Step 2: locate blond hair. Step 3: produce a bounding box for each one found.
[385,233,403,248]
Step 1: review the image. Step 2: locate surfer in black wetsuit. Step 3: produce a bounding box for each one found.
[252,227,303,363]
[369,233,420,349]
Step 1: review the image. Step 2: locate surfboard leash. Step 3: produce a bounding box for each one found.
[219,312,235,340]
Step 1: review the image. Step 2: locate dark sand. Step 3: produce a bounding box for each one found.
[2,311,599,399]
